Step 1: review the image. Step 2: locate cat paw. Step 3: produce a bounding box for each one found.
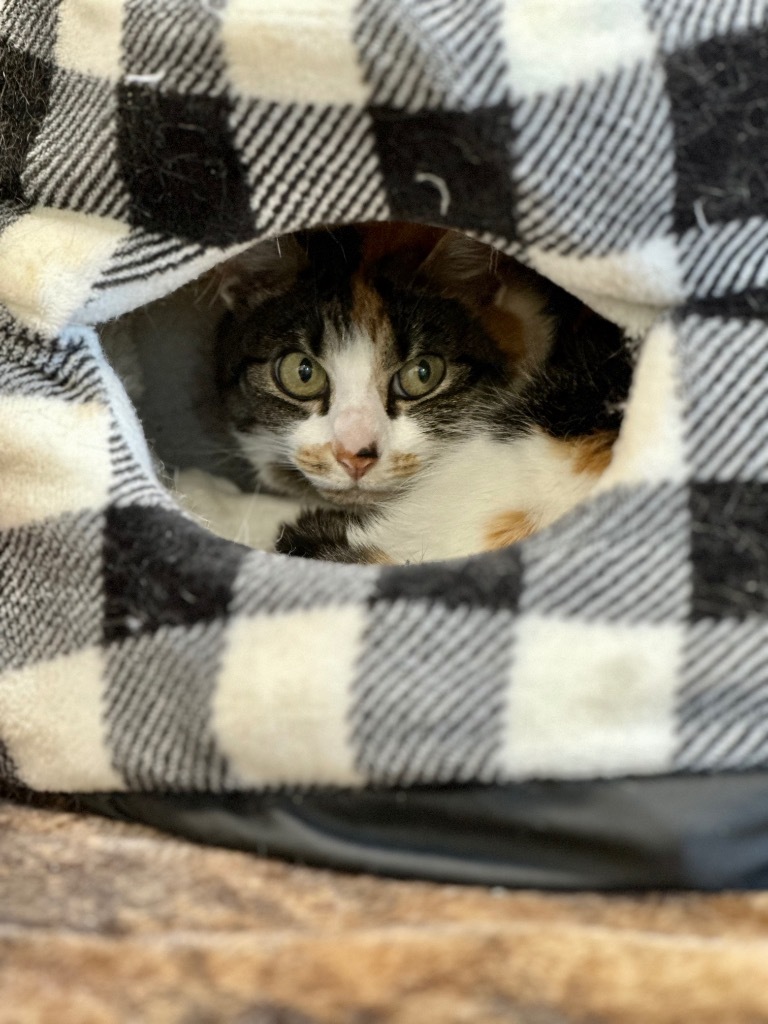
[275,509,391,565]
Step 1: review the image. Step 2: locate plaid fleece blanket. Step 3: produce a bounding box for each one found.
[1,0,766,794]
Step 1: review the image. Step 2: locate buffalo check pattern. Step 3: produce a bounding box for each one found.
[1,0,768,793]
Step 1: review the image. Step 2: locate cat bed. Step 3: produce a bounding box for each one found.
[2,0,768,888]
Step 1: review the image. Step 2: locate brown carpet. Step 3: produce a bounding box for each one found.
[2,800,768,1023]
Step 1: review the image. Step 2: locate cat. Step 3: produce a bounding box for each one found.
[211,222,633,564]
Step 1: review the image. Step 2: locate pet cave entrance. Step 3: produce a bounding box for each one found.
[99,221,636,566]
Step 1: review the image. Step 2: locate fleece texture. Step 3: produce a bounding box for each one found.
[1,0,767,791]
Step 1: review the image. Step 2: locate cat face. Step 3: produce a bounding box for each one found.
[214,225,551,506]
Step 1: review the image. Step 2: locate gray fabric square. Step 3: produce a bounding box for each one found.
[521,486,691,623]
[0,512,103,673]
[351,601,515,784]
[644,0,766,52]
[355,0,510,110]
[20,69,129,219]
[105,620,233,790]
[0,0,60,61]
[86,230,207,302]
[107,417,175,509]
[678,314,768,481]
[676,617,768,770]
[0,321,107,403]
[228,98,389,236]
[232,550,379,616]
[678,218,768,301]
[122,0,228,96]
[512,60,675,256]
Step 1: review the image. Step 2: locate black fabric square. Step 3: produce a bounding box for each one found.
[116,84,254,246]
[375,547,523,612]
[683,288,768,321]
[103,506,247,642]
[666,31,768,231]
[690,482,768,619]
[369,105,517,236]
[0,41,54,203]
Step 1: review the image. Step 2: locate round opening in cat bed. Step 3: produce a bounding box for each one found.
[100,221,636,567]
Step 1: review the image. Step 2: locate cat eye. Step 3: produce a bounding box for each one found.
[275,351,328,399]
[394,355,446,399]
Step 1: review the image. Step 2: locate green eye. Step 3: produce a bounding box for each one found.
[275,352,328,399]
[394,355,446,398]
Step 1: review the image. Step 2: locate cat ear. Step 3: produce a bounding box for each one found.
[361,223,447,281]
[415,230,502,306]
[215,236,307,313]
[420,231,555,373]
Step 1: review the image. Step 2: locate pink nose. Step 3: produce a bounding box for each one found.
[333,443,378,481]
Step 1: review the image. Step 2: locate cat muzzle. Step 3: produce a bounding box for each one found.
[332,443,379,481]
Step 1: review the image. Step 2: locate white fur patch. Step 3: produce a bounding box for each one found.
[349,431,599,562]
[174,468,303,551]
[596,320,687,491]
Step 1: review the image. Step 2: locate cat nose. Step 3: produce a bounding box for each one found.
[333,443,378,481]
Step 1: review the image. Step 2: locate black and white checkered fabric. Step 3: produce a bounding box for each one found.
[2,0,768,793]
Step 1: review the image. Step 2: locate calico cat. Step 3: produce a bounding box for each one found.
[213,223,632,564]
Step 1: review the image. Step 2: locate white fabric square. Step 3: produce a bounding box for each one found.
[55,0,125,81]
[0,208,130,333]
[500,616,683,779]
[213,607,367,787]
[221,0,368,105]
[0,394,112,529]
[501,0,657,95]
[596,320,688,492]
[0,648,123,791]
[529,237,686,319]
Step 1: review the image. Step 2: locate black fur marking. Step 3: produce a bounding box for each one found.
[275,508,380,563]
[493,289,633,442]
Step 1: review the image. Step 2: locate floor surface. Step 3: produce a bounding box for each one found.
[3,799,768,1023]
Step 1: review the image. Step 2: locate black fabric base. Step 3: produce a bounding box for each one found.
[78,772,768,890]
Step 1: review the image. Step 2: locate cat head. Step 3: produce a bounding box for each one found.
[213,224,553,506]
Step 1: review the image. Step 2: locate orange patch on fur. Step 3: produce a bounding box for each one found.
[484,509,537,551]
[564,431,618,476]
[349,275,388,343]
[360,546,395,565]
[359,222,446,268]
[388,452,420,478]
[295,443,332,476]
[479,304,527,367]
